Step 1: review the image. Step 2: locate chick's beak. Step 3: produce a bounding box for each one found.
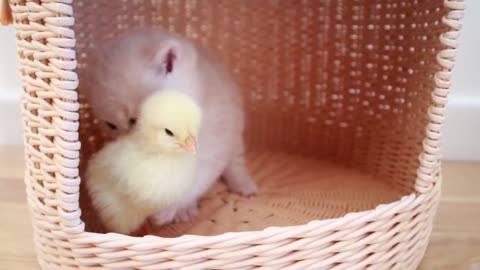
[181,135,197,155]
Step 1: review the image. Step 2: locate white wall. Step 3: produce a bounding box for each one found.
[0,26,22,145]
[441,0,480,161]
[0,5,478,160]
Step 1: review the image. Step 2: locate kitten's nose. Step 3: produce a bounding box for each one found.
[129,118,137,128]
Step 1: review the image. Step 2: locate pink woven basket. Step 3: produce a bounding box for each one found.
[4,0,464,269]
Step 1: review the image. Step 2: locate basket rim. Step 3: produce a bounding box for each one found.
[413,0,465,193]
[68,192,425,245]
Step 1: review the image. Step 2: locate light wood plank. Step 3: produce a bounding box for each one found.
[0,203,39,270]
[442,162,480,200]
[418,234,480,270]
[0,145,24,179]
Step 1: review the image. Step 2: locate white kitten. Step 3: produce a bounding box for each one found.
[80,28,257,224]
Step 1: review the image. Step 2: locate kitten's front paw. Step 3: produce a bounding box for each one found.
[173,204,199,223]
[150,209,176,226]
[228,178,257,197]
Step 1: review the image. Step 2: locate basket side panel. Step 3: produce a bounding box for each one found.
[10,0,83,268]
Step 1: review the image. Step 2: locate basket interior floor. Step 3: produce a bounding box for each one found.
[82,151,407,237]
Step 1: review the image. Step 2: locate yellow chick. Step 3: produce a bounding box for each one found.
[86,90,201,234]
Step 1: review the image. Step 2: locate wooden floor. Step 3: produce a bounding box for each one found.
[0,145,479,270]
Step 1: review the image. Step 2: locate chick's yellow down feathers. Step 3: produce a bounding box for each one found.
[86,90,202,234]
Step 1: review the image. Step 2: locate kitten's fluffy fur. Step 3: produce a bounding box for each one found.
[80,28,257,224]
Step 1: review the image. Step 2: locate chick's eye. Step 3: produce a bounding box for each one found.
[105,121,117,130]
[164,128,174,136]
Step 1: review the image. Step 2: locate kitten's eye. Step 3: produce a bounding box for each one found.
[129,118,137,127]
[105,121,117,130]
[164,128,174,136]
[165,49,176,74]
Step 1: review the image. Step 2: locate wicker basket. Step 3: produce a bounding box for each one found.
[5,0,464,269]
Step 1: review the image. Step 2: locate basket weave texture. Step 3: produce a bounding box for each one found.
[10,0,464,269]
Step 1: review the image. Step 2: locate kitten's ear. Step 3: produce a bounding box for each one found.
[146,40,181,75]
